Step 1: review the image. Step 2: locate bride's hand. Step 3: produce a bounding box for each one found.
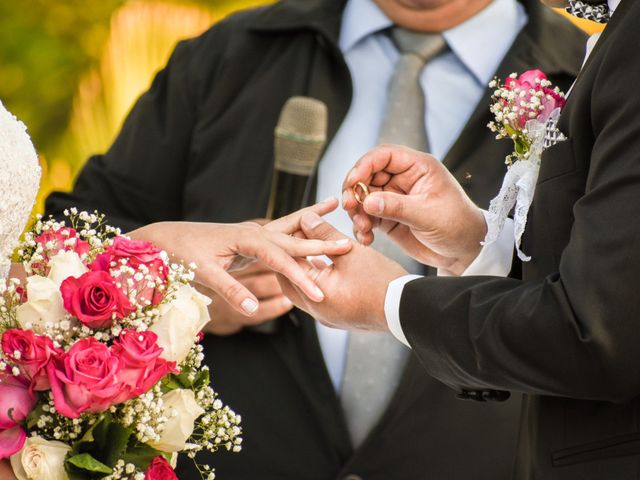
[128,198,352,316]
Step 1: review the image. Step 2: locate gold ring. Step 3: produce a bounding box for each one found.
[353,182,370,204]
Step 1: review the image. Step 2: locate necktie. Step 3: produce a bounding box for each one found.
[340,29,445,449]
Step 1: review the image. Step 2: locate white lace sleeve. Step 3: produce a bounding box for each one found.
[0,101,41,281]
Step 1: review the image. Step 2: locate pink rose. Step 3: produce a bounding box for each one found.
[47,338,122,418]
[110,330,177,402]
[36,227,90,258]
[1,329,61,391]
[0,376,37,459]
[60,271,135,329]
[144,456,177,480]
[91,237,168,306]
[539,85,566,124]
[504,70,566,127]
[107,237,163,265]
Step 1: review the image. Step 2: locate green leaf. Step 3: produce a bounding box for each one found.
[193,368,210,389]
[26,404,46,430]
[66,453,112,474]
[162,369,200,392]
[122,442,169,471]
[69,413,133,472]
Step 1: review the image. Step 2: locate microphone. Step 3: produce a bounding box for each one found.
[267,96,328,219]
[248,97,328,335]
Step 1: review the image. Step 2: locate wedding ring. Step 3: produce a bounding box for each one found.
[353,182,370,204]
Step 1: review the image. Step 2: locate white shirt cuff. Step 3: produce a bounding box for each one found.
[463,214,514,277]
[438,212,515,278]
[384,274,422,347]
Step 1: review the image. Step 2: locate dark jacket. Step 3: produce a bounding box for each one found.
[399,0,640,478]
[45,1,585,478]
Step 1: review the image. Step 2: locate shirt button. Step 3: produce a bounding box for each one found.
[344,475,363,480]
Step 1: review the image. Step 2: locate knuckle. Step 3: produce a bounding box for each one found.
[223,281,248,302]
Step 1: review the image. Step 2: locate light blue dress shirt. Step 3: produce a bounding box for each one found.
[314,0,528,391]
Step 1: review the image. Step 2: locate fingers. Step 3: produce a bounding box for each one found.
[362,191,425,229]
[266,197,339,234]
[197,264,261,316]
[275,272,311,315]
[235,235,326,302]
[240,295,293,324]
[342,145,434,211]
[300,212,355,266]
[241,272,283,299]
[352,213,377,245]
[265,229,352,257]
[199,271,291,335]
[300,212,349,242]
[342,145,404,210]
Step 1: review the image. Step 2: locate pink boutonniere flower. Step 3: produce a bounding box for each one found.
[488,69,566,165]
[484,70,567,261]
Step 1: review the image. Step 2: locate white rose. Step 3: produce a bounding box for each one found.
[16,276,67,332]
[149,284,211,364]
[47,251,88,287]
[10,436,71,480]
[148,389,205,452]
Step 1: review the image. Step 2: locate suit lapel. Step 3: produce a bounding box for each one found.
[444,1,584,176]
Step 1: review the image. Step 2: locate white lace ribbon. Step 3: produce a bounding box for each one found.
[483,108,563,261]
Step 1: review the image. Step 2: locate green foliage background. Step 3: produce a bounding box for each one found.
[0,0,268,211]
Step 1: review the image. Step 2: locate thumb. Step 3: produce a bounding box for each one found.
[362,192,424,229]
[300,212,352,265]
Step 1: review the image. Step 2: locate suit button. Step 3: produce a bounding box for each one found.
[344,475,363,480]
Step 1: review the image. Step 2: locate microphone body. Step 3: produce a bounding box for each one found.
[267,97,328,219]
[251,97,328,334]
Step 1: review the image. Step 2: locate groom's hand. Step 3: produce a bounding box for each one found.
[277,212,407,331]
[342,145,487,276]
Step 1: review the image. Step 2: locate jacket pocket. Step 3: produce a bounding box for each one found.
[552,433,640,467]
[537,138,576,185]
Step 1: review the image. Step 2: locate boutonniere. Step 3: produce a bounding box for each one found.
[483,70,567,261]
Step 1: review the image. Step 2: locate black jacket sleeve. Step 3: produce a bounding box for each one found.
[45,33,209,232]
[399,6,640,404]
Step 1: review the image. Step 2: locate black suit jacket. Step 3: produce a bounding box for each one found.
[45,1,585,478]
[399,0,640,478]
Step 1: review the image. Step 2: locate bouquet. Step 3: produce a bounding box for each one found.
[483,70,567,260]
[0,210,242,480]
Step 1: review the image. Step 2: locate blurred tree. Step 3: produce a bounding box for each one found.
[0,0,268,212]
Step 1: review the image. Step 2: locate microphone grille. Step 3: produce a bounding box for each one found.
[274,97,328,176]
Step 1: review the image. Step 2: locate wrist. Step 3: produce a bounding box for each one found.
[447,207,487,276]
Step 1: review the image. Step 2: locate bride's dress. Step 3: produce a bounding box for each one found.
[0,101,41,281]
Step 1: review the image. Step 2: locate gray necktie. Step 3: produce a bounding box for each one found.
[340,29,445,449]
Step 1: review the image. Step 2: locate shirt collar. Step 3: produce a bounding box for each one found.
[339,0,392,53]
[443,0,526,86]
[339,0,526,86]
[608,0,621,13]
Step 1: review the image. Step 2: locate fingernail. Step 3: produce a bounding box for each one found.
[347,168,357,183]
[314,286,325,300]
[282,297,293,307]
[342,190,349,207]
[241,298,258,314]
[335,239,350,246]
[356,232,365,244]
[321,196,336,204]
[302,212,324,230]
[365,195,384,214]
